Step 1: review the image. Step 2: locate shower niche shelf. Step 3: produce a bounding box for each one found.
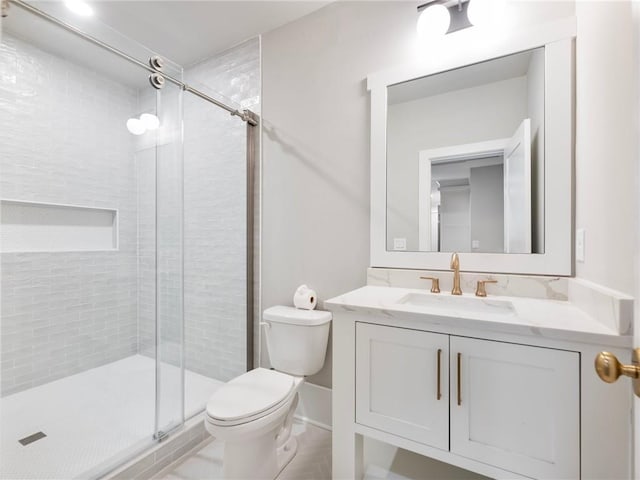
[1,199,118,252]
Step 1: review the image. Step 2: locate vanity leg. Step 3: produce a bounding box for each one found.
[333,313,364,479]
[354,432,364,479]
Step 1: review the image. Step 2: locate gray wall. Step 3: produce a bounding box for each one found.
[470,164,504,253]
[574,2,636,295]
[0,34,139,396]
[261,2,421,387]
[527,48,545,253]
[386,77,527,251]
[439,186,471,252]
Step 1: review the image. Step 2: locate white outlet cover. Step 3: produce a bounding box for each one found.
[393,238,407,251]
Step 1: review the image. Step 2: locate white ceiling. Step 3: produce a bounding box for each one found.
[81,1,331,67]
[3,0,330,69]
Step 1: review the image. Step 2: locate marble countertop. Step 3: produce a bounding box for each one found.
[325,285,632,348]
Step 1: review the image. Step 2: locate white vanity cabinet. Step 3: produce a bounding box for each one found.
[355,323,449,450]
[355,323,580,479]
[330,286,632,480]
[449,336,579,479]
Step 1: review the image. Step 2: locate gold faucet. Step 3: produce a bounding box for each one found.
[475,279,498,297]
[450,252,462,295]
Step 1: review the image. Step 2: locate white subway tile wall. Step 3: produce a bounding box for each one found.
[183,40,260,381]
[135,86,186,367]
[170,38,260,380]
[0,34,139,396]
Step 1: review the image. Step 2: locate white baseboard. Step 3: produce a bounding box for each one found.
[294,381,332,430]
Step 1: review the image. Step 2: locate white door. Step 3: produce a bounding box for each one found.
[450,336,580,479]
[355,323,449,450]
[504,118,532,253]
[418,152,432,251]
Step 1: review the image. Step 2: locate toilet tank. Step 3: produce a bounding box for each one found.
[262,306,332,376]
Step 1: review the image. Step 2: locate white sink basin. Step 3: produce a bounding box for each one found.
[396,292,515,316]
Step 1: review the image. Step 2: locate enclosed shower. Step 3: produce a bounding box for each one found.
[0,1,259,477]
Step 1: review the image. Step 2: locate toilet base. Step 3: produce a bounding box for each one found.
[276,435,298,478]
[222,430,298,480]
[206,376,304,480]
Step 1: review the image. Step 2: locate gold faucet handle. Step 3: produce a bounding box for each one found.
[420,276,441,293]
[475,279,498,297]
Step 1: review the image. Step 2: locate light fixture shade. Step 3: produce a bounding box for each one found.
[140,113,160,131]
[417,4,451,39]
[64,0,94,16]
[467,0,490,27]
[126,118,146,136]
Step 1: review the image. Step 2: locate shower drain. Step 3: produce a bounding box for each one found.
[18,431,46,446]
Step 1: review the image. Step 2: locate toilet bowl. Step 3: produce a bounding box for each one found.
[205,368,304,479]
[204,306,331,479]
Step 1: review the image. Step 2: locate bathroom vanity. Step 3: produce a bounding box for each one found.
[343,12,634,479]
[327,284,632,480]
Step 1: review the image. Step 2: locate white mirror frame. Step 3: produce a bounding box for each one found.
[368,18,576,276]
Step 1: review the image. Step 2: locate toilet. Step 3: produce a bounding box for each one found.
[205,305,332,479]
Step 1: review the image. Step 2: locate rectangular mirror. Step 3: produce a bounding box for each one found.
[386,48,544,254]
[368,23,574,275]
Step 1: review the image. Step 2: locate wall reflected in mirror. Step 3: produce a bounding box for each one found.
[386,47,545,254]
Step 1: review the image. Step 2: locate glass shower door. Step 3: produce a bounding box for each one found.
[153,72,185,438]
[0,2,186,477]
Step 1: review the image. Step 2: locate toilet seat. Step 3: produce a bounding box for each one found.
[206,368,297,427]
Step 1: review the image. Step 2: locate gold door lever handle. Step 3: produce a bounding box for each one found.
[595,350,640,397]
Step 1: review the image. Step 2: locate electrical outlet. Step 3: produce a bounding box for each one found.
[576,228,585,262]
[393,238,407,251]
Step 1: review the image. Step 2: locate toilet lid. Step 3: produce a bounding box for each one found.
[206,368,295,422]
[263,306,332,326]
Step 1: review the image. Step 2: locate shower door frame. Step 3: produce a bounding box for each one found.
[245,111,259,372]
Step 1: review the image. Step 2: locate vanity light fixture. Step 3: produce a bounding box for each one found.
[416,3,450,39]
[417,0,480,38]
[466,0,489,27]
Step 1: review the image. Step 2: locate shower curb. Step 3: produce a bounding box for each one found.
[102,413,209,480]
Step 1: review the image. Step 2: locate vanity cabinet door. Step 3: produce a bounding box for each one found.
[450,336,579,479]
[355,322,449,450]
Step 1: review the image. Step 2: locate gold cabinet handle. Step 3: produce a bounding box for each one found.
[420,276,440,293]
[436,348,442,400]
[595,350,640,397]
[457,352,462,406]
[475,279,498,297]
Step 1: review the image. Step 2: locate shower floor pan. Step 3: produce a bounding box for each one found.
[0,355,222,479]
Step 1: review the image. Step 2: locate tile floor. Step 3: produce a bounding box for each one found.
[0,355,221,480]
[158,420,332,480]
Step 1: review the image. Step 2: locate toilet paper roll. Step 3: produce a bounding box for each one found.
[293,284,317,310]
